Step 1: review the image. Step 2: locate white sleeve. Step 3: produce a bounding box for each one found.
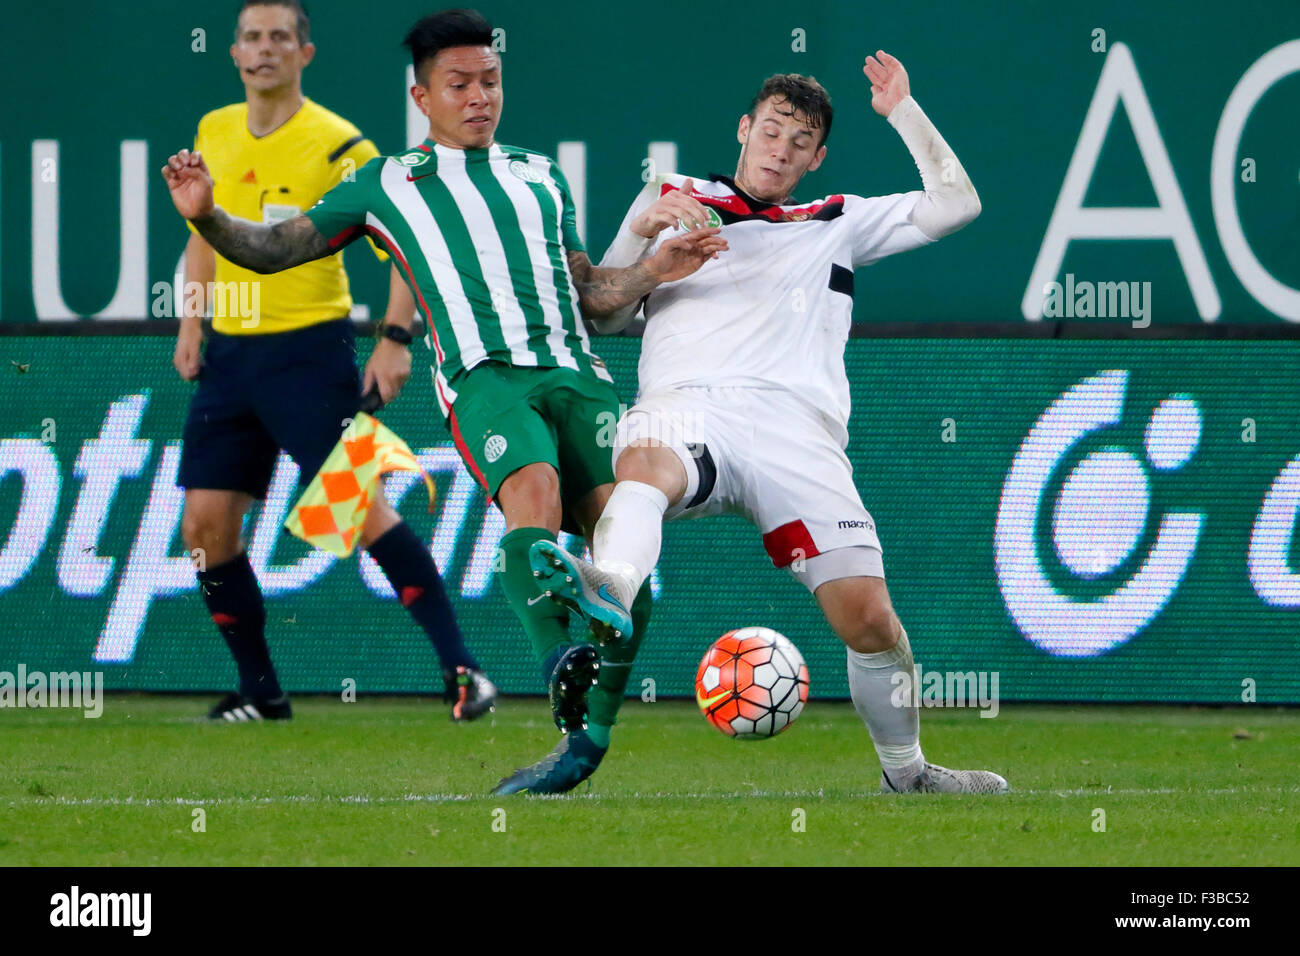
[587,181,662,334]
[599,180,660,269]
[885,95,982,241]
[845,191,934,267]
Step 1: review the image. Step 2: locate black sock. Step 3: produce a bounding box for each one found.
[366,522,477,671]
[197,552,282,700]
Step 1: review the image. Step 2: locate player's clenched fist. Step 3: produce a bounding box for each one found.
[863,50,910,118]
[643,226,728,284]
[630,178,713,239]
[161,148,216,221]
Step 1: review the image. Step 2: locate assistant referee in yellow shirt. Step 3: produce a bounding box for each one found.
[175,0,495,722]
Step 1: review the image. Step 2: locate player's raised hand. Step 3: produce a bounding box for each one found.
[644,226,728,283]
[161,149,216,220]
[863,50,910,117]
[630,178,714,238]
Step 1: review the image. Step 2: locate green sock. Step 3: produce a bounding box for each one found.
[495,527,570,665]
[587,579,653,729]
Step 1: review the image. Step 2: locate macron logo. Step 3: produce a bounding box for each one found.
[49,886,151,936]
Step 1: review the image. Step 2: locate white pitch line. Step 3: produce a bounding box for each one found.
[6,785,1299,808]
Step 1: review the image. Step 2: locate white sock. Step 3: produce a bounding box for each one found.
[592,480,668,606]
[846,628,925,788]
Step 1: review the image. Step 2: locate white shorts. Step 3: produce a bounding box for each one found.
[612,385,884,592]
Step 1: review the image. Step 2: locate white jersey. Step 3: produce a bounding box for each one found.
[600,173,933,444]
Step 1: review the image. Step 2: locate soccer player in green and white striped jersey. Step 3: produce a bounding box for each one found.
[162,9,728,794]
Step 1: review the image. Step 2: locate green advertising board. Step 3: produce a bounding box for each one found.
[1,333,1297,702]
[2,0,1299,325]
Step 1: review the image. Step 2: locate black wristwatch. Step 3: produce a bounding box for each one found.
[379,324,413,346]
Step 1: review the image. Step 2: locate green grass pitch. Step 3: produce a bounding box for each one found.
[3,696,1296,866]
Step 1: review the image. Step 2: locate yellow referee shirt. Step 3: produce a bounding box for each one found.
[190,97,384,334]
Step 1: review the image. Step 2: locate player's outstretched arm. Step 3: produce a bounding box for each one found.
[184,209,332,275]
[567,252,661,320]
[191,210,332,275]
[568,227,728,319]
[161,148,332,273]
[864,50,981,239]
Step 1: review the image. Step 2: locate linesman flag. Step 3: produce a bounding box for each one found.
[285,412,433,557]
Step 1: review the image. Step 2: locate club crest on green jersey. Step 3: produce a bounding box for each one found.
[509,160,544,183]
[393,150,430,168]
[484,434,508,462]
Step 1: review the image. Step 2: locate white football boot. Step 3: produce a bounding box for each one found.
[881,763,1009,794]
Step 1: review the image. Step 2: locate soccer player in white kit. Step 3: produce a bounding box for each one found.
[531,52,1008,794]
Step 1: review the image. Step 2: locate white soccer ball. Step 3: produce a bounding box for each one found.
[695,626,810,738]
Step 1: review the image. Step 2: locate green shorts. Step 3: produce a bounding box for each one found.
[446,361,622,524]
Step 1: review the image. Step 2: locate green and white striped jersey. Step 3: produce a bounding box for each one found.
[305,140,613,415]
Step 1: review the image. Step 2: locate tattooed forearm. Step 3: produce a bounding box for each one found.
[190,210,333,274]
[568,251,661,318]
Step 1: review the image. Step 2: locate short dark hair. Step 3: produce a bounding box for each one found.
[748,73,833,146]
[404,9,495,85]
[235,0,311,45]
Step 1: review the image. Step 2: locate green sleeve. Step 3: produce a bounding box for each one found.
[551,163,586,255]
[332,140,388,261]
[305,155,382,250]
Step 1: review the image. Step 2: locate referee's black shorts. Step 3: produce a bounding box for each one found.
[177,318,363,499]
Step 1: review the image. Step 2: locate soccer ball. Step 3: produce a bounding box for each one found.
[695,627,809,738]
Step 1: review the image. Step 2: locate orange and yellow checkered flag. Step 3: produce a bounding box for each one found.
[284,412,434,557]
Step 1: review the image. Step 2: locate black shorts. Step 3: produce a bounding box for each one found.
[177,319,363,499]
